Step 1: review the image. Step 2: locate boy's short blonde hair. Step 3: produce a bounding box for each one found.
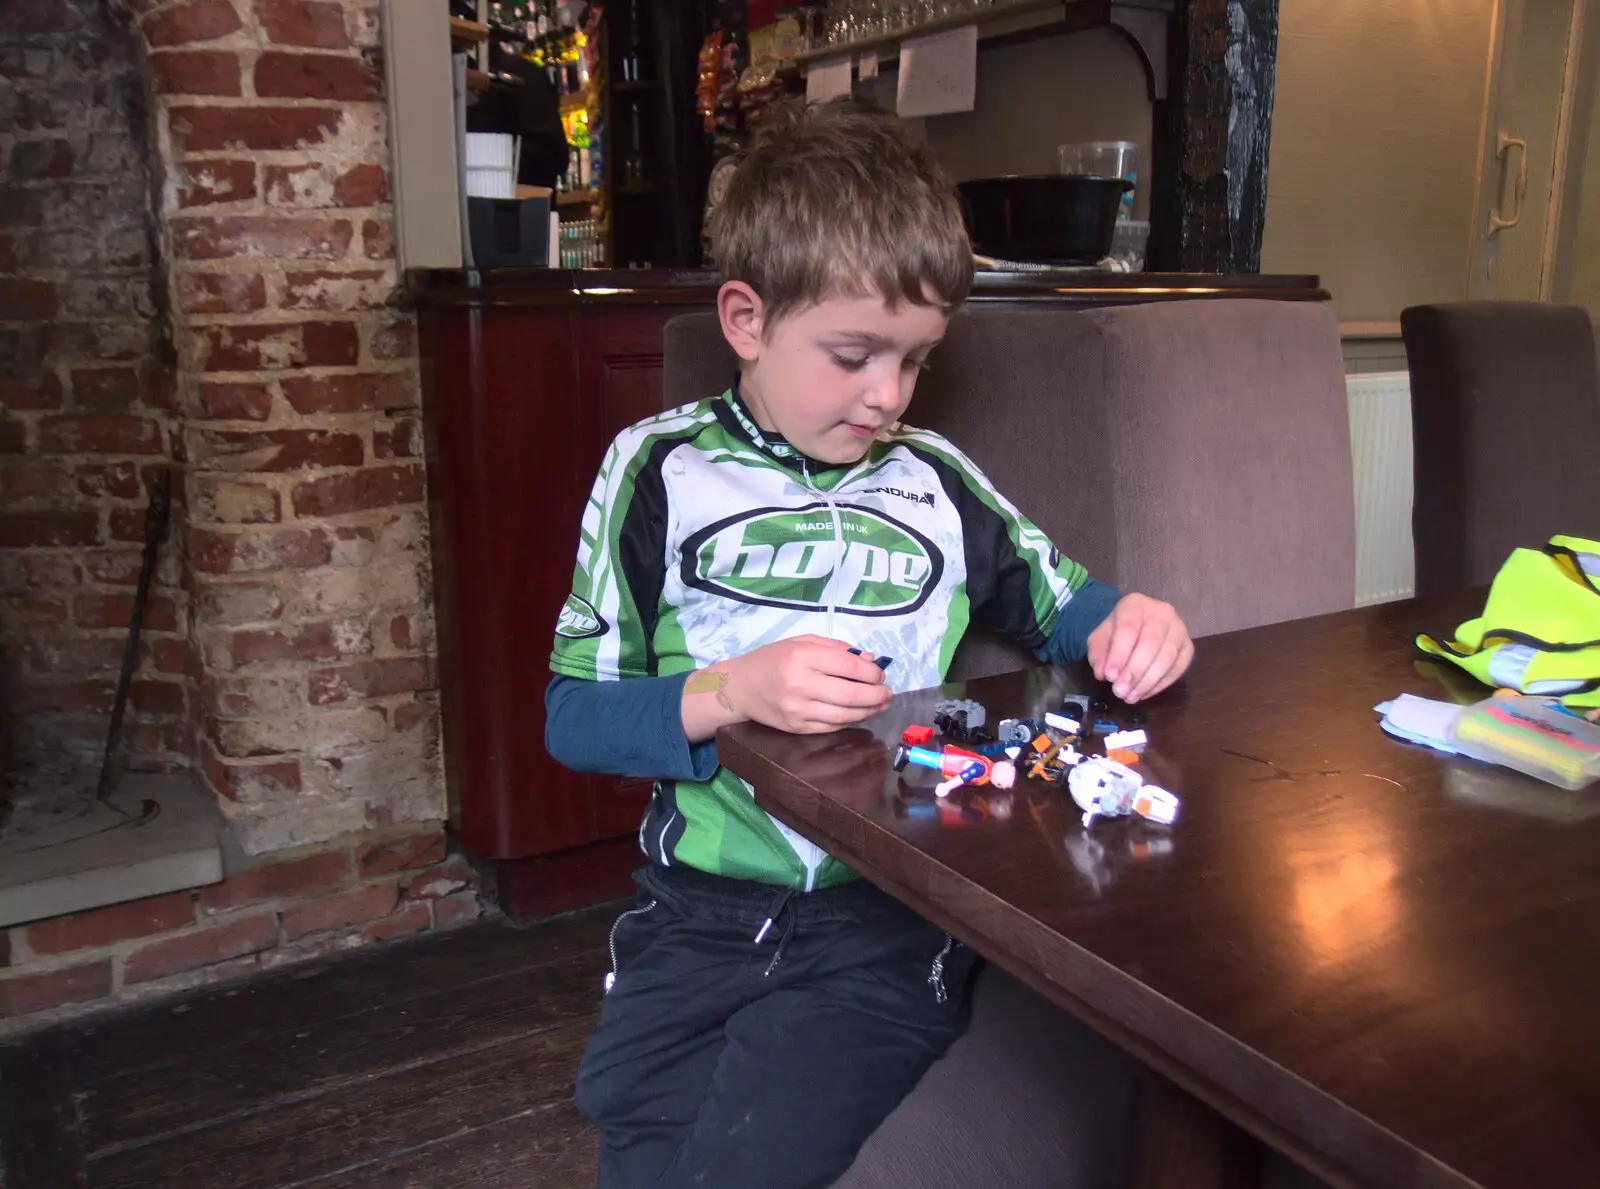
[710,96,973,328]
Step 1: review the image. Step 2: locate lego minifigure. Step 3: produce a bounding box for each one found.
[893,742,1016,798]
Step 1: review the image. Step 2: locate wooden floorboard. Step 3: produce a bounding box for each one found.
[0,905,617,1189]
[70,909,618,1087]
[80,950,604,1151]
[0,1028,88,1189]
[305,1102,598,1189]
[87,1022,592,1189]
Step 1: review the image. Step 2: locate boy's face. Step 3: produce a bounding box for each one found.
[719,284,948,466]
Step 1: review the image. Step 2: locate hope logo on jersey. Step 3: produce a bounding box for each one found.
[682,502,944,616]
[555,592,607,639]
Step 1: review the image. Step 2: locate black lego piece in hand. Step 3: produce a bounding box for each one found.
[846,646,894,671]
[843,646,894,684]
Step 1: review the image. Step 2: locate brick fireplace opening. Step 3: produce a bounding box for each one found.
[1,0,183,831]
[1,0,474,1030]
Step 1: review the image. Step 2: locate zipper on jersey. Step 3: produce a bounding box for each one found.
[800,458,847,642]
[796,456,871,896]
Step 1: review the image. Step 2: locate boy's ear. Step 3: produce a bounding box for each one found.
[717,281,765,363]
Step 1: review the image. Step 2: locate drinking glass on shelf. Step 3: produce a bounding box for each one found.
[795,5,824,51]
[844,0,870,39]
[823,1,846,45]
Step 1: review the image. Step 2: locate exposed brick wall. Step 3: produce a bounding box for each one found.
[0,824,483,1032]
[132,0,442,853]
[3,0,441,843]
[0,0,190,794]
[1,0,456,1028]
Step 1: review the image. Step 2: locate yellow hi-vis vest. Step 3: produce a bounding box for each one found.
[1416,535,1600,709]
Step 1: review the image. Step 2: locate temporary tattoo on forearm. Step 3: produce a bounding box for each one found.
[685,670,735,712]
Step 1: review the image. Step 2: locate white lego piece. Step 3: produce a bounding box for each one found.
[1044,712,1080,734]
[1132,783,1180,825]
[1104,729,1148,751]
[1067,757,1144,827]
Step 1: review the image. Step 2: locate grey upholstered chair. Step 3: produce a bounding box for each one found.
[1401,302,1600,597]
[1086,299,1357,638]
[668,299,1356,649]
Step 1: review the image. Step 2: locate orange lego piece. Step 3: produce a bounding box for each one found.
[1028,739,1064,781]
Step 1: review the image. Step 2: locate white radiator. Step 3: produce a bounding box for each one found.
[1345,371,1416,607]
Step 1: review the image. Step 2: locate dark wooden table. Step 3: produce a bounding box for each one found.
[718,593,1600,1189]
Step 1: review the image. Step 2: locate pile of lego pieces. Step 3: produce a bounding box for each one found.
[892,693,1179,828]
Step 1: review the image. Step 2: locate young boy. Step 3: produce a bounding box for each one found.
[545,97,1192,1189]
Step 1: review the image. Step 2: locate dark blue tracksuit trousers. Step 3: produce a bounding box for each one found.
[575,863,978,1189]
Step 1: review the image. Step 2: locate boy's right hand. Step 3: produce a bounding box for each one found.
[725,635,893,735]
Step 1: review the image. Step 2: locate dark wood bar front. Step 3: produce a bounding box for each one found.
[409,267,1327,915]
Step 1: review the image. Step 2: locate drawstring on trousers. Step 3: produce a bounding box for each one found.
[751,888,955,999]
[755,888,798,977]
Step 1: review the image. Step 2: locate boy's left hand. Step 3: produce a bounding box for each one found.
[1086,593,1192,703]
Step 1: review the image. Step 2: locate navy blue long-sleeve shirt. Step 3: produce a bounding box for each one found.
[545,578,1121,780]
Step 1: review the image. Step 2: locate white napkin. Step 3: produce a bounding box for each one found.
[1374,694,1464,754]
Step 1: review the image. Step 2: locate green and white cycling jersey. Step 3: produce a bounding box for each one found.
[550,388,1089,890]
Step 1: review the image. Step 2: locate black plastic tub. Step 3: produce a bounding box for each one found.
[957,175,1134,266]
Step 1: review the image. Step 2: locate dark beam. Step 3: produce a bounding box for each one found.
[1147,0,1279,273]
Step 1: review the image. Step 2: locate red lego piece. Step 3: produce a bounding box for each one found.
[901,724,935,746]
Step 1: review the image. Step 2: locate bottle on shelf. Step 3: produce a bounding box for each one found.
[520,0,588,95]
[559,7,582,93]
[527,2,545,61]
[561,106,592,190]
[559,218,605,268]
[622,0,644,82]
[576,114,591,189]
[623,101,647,190]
